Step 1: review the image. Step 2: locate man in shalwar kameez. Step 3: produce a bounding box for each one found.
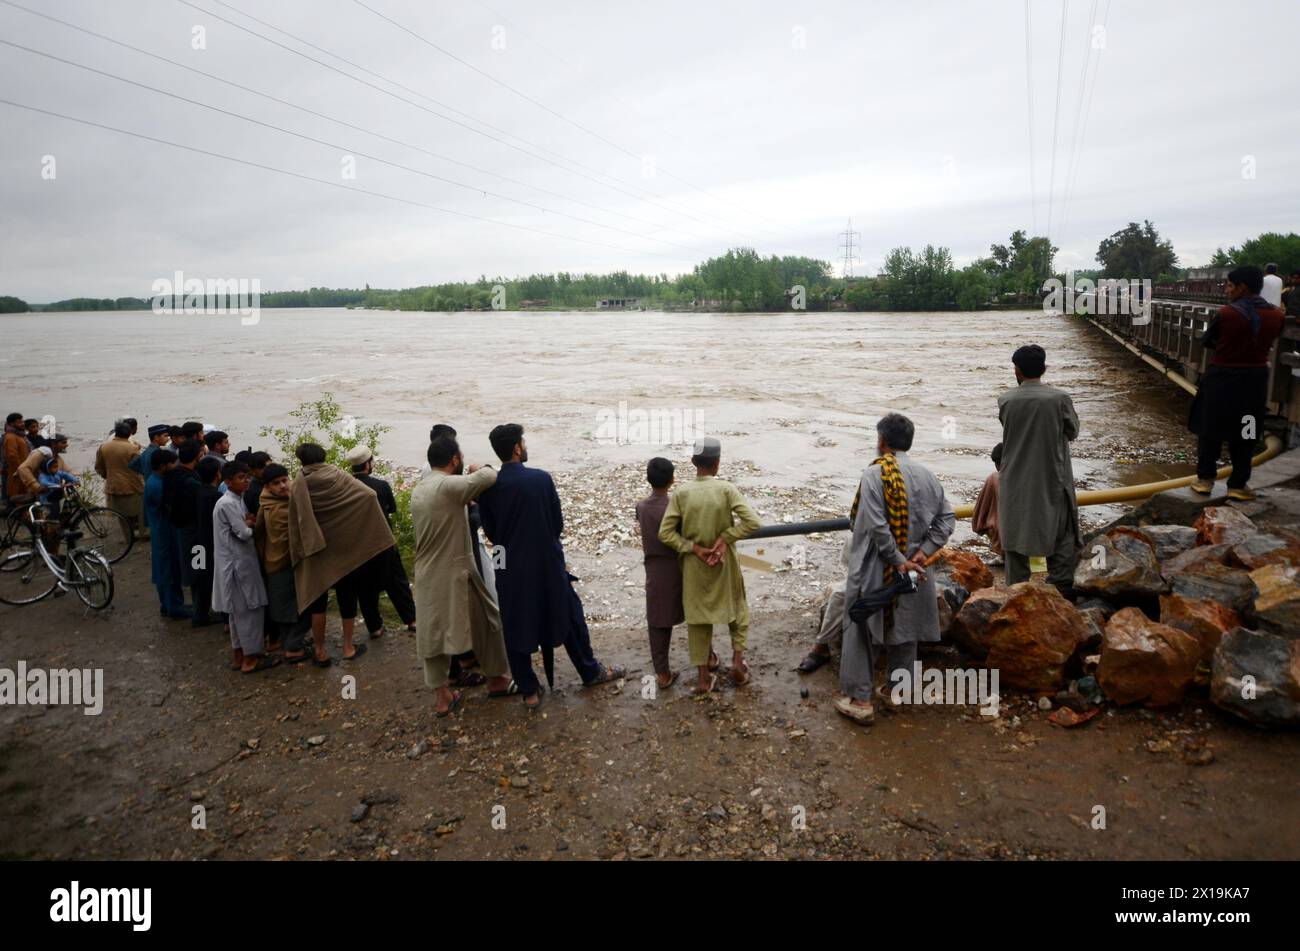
[212,461,274,673]
[143,448,188,618]
[411,435,514,717]
[837,414,955,724]
[998,345,1081,591]
[477,423,624,712]
[658,437,761,694]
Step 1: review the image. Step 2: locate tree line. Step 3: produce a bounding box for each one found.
[5,228,1296,315]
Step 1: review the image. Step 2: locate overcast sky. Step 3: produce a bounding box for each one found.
[2,0,1298,302]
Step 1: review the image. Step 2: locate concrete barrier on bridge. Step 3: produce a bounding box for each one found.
[1076,294,1300,448]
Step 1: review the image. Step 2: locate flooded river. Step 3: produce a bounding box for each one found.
[1,307,1193,517]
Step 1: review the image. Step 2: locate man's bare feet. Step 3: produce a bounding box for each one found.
[486,674,512,694]
[656,670,679,689]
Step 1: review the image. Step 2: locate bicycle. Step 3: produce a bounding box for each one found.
[3,483,132,564]
[0,499,114,609]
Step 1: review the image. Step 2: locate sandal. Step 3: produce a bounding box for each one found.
[524,685,546,713]
[707,651,720,672]
[690,674,721,695]
[368,627,386,640]
[242,655,282,674]
[311,653,333,668]
[796,650,831,673]
[435,690,462,718]
[342,642,368,662]
[657,670,680,690]
[488,680,520,698]
[452,670,488,688]
[285,650,312,665]
[834,696,875,724]
[403,622,417,634]
[731,662,751,687]
[584,664,626,688]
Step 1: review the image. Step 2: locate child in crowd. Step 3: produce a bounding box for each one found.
[635,457,685,689]
[255,464,312,664]
[212,460,274,673]
[971,442,1004,564]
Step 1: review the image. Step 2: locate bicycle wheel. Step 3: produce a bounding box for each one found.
[68,549,114,610]
[0,519,38,569]
[79,507,134,564]
[0,548,58,605]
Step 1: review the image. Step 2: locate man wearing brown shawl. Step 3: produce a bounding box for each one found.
[288,443,394,665]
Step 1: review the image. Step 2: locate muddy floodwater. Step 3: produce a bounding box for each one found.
[1,307,1193,507]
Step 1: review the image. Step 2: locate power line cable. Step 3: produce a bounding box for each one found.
[1024,0,1038,236]
[1059,0,1112,253]
[0,96,698,263]
[181,0,754,239]
[1045,0,1070,244]
[349,0,788,233]
[0,38,712,256]
[0,0,716,244]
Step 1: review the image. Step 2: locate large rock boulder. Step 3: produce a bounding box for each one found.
[931,547,989,634]
[1229,534,1300,572]
[1158,593,1241,663]
[931,547,993,595]
[1249,563,1300,633]
[1210,627,1300,728]
[947,586,1009,659]
[1166,561,1259,614]
[1135,524,1198,562]
[984,582,1091,693]
[1162,543,1232,576]
[1074,528,1167,598]
[1098,607,1202,708]
[1078,606,1107,652]
[1194,506,1259,546]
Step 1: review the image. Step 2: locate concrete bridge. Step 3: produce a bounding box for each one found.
[1079,293,1300,448]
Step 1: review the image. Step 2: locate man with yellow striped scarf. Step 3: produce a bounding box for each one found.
[837,414,955,724]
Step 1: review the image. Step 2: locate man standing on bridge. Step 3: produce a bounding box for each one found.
[998,345,1081,591]
[1188,265,1285,501]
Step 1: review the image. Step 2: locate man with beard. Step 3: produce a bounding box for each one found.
[411,435,514,716]
[477,423,624,711]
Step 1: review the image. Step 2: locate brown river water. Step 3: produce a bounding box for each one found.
[0,307,1194,526]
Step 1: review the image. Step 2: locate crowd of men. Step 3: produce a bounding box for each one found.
[1,269,1287,719]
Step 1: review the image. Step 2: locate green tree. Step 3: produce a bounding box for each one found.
[1212,232,1300,275]
[1096,220,1177,278]
[955,263,994,310]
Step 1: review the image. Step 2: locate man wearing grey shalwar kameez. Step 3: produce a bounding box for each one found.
[997,345,1081,590]
[838,414,955,723]
[212,462,272,672]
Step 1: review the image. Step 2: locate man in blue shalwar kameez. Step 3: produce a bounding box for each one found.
[144,449,189,619]
[477,424,624,711]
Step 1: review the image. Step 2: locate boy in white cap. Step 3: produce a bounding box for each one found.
[658,437,760,693]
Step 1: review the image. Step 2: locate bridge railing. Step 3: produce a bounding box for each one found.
[1077,293,1300,443]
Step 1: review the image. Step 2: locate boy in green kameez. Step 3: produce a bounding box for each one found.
[658,437,760,694]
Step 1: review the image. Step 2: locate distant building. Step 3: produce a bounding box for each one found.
[1187,267,1231,280]
[597,297,641,309]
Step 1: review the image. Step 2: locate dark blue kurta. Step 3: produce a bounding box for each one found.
[477,462,587,655]
[144,473,181,589]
